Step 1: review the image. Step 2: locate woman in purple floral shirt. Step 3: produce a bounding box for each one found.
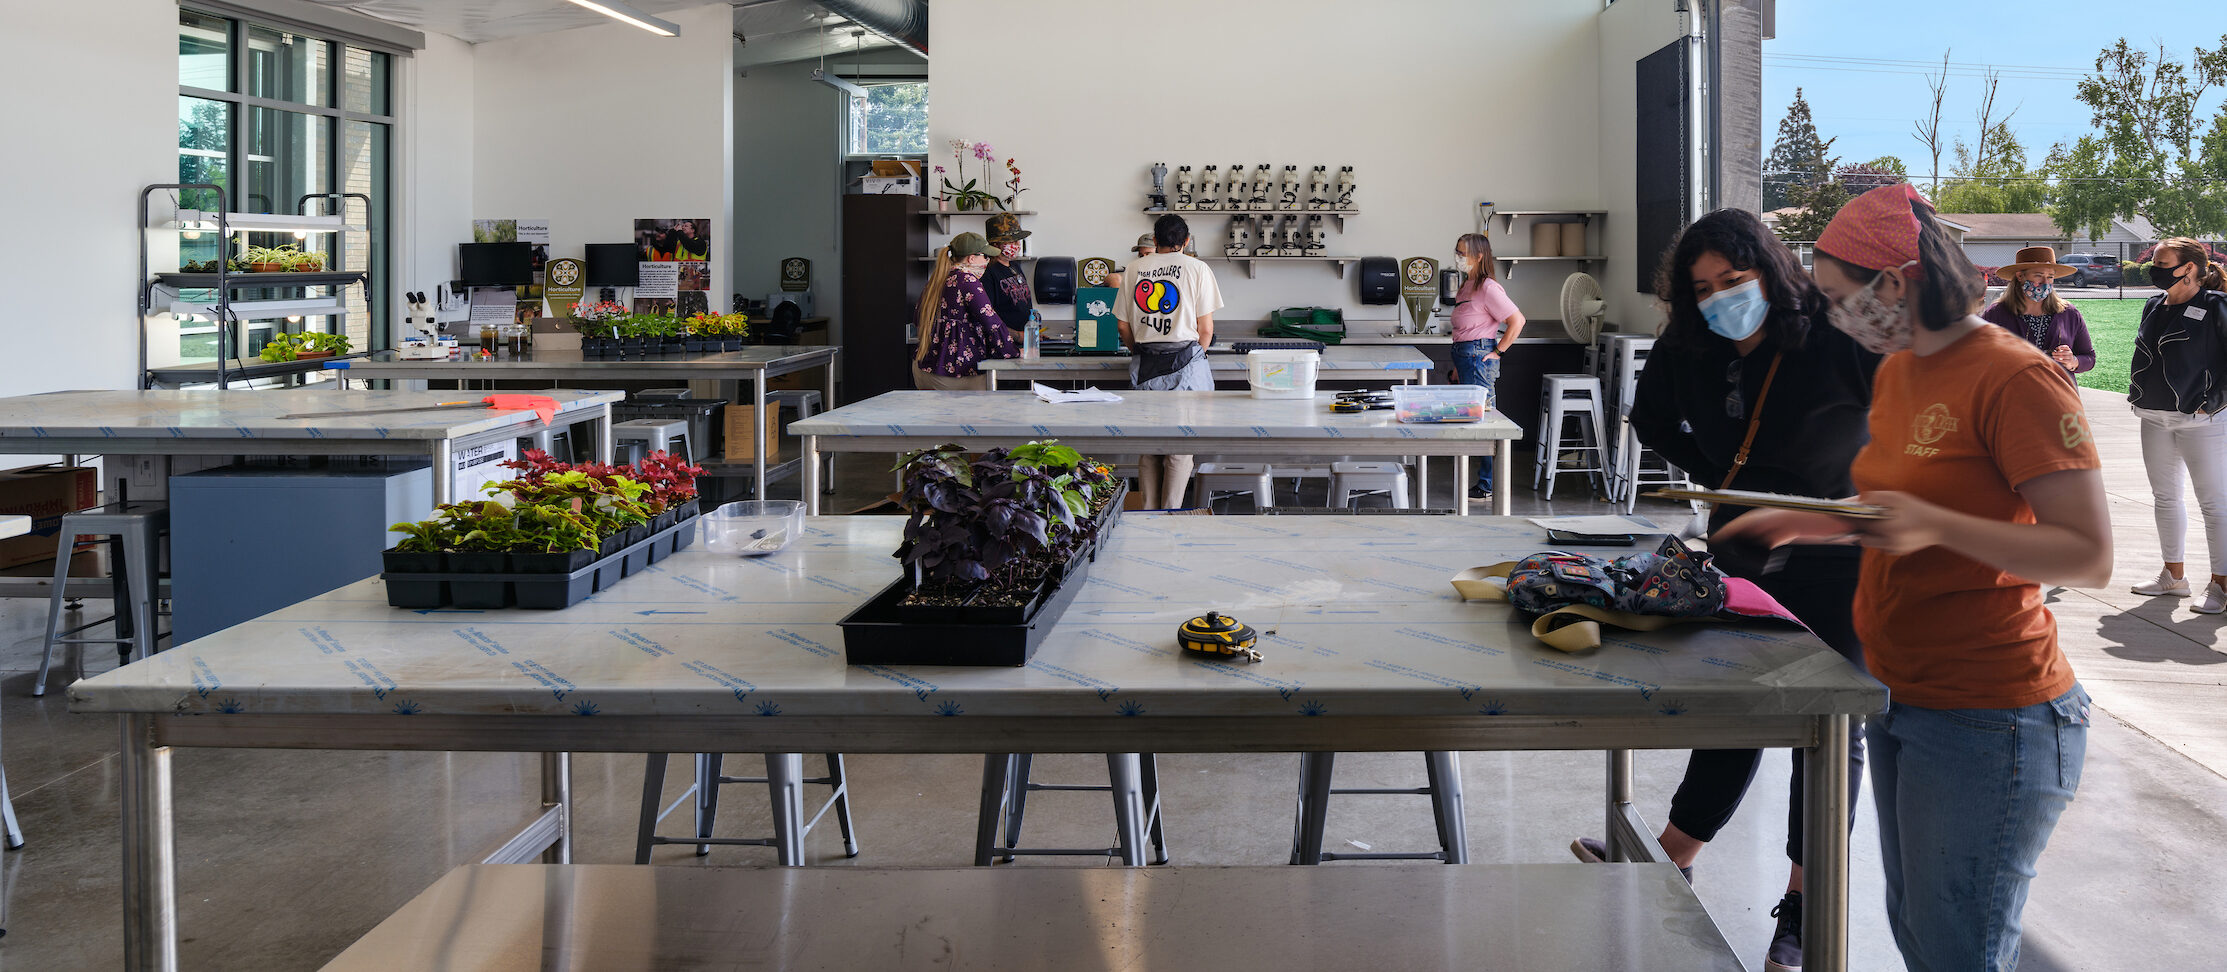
[913,232,1018,390]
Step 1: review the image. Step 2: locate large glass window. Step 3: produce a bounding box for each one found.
[174,9,393,367]
[848,81,928,155]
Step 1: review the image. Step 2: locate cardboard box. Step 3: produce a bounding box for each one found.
[721,404,782,461]
[860,176,920,196]
[0,464,100,569]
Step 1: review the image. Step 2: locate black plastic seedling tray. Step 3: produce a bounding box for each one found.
[380,514,699,610]
[839,555,1092,667]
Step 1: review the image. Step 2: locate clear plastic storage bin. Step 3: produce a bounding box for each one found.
[703,500,806,556]
[1247,349,1321,399]
[1390,384,1488,423]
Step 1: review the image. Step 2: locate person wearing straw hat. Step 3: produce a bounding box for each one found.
[1980,246,2094,374]
[981,213,1035,332]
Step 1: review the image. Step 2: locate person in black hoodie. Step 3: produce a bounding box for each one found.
[1566,208,1879,972]
[2125,237,2227,611]
[981,213,1034,331]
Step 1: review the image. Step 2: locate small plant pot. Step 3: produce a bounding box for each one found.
[380,548,446,608]
[685,338,709,352]
[447,551,510,573]
[250,262,286,273]
[512,549,595,574]
[382,549,444,574]
[287,264,325,273]
[651,510,675,533]
[581,338,613,356]
[598,534,626,558]
[673,499,700,521]
[293,351,335,362]
[622,524,649,548]
[620,339,648,356]
[721,337,744,352]
[660,341,687,356]
[448,578,513,609]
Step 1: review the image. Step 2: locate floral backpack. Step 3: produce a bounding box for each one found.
[1454,536,1791,652]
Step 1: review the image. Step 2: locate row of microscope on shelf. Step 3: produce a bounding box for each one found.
[1223,213,1334,258]
[1148,163,1356,213]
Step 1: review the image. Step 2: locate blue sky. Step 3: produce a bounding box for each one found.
[1762,3,2227,181]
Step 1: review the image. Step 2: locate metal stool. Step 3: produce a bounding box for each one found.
[975,753,1167,866]
[1534,374,1609,499]
[636,752,858,866]
[37,501,167,697]
[1194,462,1277,511]
[1328,461,1411,509]
[768,390,836,494]
[525,428,575,462]
[612,418,693,466]
[1290,752,1467,864]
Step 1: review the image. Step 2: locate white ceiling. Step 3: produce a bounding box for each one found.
[301,0,912,67]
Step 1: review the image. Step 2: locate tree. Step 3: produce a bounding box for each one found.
[1776,139,1851,241]
[1764,88,1832,211]
[1933,124,2051,214]
[2053,36,2227,240]
[1912,51,1951,193]
[1838,158,1907,193]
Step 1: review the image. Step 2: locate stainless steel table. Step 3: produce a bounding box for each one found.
[330,346,842,495]
[792,389,1526,515]
[0,388,620,505]
[977,345,1433,389]
[322,862,1744,970]
[71,515,1881,971]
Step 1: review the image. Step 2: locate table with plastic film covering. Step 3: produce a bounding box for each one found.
[69,515,1882,972]
[976,344,1434,388]
[791,389,1526,515]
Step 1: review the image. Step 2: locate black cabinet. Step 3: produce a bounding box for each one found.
[841,195,929,400]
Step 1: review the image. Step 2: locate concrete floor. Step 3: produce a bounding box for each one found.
[1,395,2222,969]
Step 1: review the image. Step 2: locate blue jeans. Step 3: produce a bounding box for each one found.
[1451,340,1500,491]
[1870,684,2090,972]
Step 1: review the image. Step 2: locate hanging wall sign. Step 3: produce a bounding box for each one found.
[1078,257,1115,288]
[780,257,811,292]
[544,258,585,316]
[1401,256,1439,334]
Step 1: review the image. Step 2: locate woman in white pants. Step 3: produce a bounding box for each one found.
[2127,238,2227,610]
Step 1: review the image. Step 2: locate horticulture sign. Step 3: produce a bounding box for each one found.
[544,258,585,316]
[1401,256,1438,333]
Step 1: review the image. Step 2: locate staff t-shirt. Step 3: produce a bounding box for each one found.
[1849,323,2099,710]
[1449,276,1520,343]
[1115,252,1223,346]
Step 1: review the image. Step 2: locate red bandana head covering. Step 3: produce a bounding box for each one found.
[1817,182,1934,274]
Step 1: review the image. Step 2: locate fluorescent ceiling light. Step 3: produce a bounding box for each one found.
[559,0,680,36]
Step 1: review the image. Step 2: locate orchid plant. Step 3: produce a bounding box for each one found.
[940,138,1003,211]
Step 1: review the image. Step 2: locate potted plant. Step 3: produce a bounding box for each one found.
[507,502,599,574]
[684,314,713,353]
[241,243,301,273]
[284,249,328,272]
[613,315,649,357]
[259,331,352,363]
[840,440,1122,665]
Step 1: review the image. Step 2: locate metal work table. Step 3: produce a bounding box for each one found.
[323,862,1744,971]
[976,345,1433,389]
[329,346,841,493]
[0,389,619,506]
[72,515,1880,971]
[791,389,1527,515]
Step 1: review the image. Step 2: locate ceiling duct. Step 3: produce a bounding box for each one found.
[811,0,926,58]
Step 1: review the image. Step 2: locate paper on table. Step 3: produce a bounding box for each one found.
[1527,515,1661,536]
[1031,382,1123,404]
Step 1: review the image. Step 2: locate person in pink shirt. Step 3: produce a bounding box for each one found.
[1447,233,1526,502]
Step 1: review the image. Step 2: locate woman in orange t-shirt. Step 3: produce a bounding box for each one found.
[1718,182,2110,972]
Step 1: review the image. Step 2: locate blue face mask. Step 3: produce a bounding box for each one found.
[1698,278,1768,341]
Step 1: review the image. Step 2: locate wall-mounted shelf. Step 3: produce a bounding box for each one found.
[913,255,1040,263]
[154,271,366,289]
[1491,209,1606,234]
[1495,255,1605,278]
[1205,255,1361,279]
[925,209,1037,234]
[1152,209,1356,231]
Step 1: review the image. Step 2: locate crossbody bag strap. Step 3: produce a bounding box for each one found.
[1719,351,1785,490]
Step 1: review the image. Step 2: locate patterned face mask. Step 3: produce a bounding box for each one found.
[997,242,1023,260]
[2021,280,2051,303]
[1826,260,1918,354]
[953,261,984,279]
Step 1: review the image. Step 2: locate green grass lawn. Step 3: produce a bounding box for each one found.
[2070,298,2142,395]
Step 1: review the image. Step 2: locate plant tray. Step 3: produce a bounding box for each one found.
[380,513,699,610]
[839,555,1091,667]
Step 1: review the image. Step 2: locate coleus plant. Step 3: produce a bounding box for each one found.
[892,440,1116,591]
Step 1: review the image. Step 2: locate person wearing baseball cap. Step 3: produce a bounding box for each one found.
[912,231,1018,390]
[1107,234,1158,291]
[1717,181,2108,972]
[982,213,1035,332]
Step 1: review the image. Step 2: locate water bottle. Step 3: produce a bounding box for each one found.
[1023,309,1041,359]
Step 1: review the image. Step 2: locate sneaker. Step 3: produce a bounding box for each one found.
[1568,837,1692,883]
[1467,485,1491,503]
[1765,891,1802,972]
[2197,580,2227,615]
[2133,568,2192,597]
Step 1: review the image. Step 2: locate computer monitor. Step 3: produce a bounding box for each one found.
[459,242,533,287]
[584,243,640,287]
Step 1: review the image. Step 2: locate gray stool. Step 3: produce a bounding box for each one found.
[768,390,835,494]
[636,752,857,866]
[37,502,167,697]
[524,428,575,462]
[1289,752,1467,864]
[1328,461,1412,509]
[976,753,1167,866]
[612,418,693,466]
[1193,462,1276,511]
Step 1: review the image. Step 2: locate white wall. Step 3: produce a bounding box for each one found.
[1595,0,1690,330]
[399,31,476,316]
[0,0,176,394]
[470,4,734,310]
[930,0,1610,336]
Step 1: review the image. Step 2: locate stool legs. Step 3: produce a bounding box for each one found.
[765,753,807,867]
[1001,753,1033,861]
[637,752,856,865]
[36,532,74,698]
[124,527,159,666]
[695,753,723,856]
[1290,752,1466,864]
[974,753,1012,866]
[1424,751,1469,864]
[978,753,1165,866]
[1107,753,1148,867]
[633,753,670,864]
[1291,752,1335,865]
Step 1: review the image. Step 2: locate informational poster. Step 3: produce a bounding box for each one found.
[676,292,709,316]
[636,262,679,299]
[469,287,514,328]
[450,441,516,500]
[544,258,585,317]
[474,218,553,319]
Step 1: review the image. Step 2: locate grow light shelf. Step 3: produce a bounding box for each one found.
[171,210,364,234]
[143,353,368,388]
[154,271,365,289]
[169,296,348,319]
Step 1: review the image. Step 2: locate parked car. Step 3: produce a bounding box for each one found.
[2056,253,2122,288]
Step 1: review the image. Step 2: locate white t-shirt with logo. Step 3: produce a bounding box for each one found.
[1114,251,1224,346]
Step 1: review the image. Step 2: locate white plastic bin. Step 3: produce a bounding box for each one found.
[1391,384,1487,423]
[1247,349,1321,399]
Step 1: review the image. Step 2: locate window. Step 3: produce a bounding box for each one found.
[175,8,394,365]
[847,81,928,156]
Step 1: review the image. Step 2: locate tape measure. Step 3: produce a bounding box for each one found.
[1178,611,1263,662]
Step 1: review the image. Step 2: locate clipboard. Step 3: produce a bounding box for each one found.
[1646,487,1890,520]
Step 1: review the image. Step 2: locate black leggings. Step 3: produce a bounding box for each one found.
[1666,553,1866,865]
